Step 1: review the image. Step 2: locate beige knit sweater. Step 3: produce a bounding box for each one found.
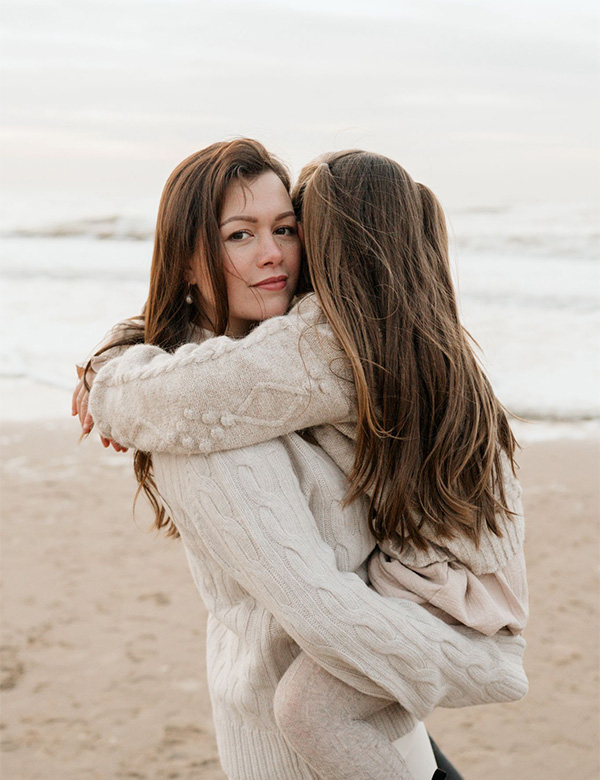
[89,294,528,780]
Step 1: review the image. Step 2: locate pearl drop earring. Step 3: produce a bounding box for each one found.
[185,285,193,305]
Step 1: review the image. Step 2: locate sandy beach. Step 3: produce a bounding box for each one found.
[1,418,599,779]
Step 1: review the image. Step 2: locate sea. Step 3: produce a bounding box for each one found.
[1,200,598,441]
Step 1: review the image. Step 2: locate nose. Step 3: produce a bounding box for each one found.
[258,233,284,267]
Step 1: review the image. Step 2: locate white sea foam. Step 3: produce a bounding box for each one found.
[0,236,150,421]
[1,201,598,432]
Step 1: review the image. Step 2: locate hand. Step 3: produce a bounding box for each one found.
[72,364,94,433]
[72,366,128,452]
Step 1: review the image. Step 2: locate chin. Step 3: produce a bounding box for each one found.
[261,297,293,319]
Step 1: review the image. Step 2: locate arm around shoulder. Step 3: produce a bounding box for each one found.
[89,296,356,454]
[165,441,528,720]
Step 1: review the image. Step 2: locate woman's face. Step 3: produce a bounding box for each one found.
[191,171,302,337]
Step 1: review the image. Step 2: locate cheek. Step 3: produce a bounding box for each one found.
[223,258,257,316]
[284,237,301,266]
[224,269,249,307]
[289,243,302,283]
[223,248,253,282]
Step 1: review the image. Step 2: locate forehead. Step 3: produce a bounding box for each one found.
[221,171,292,220]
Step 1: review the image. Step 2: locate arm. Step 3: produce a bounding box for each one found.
[72,316,144,438]
[164,441,528,721]
[72,368,128,451]
[89,296,356,454]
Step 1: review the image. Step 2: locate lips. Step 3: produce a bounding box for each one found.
[252,275,288,291]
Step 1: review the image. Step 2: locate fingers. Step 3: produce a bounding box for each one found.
[71,384,79,416]
[72,377,88,417]
[99,435,128,452]
[82,412,94,435]
[73,369,97,425]
[76,379,91,428]
[78,387,89,427]
[74,368,127,452]
[73,372,96,432]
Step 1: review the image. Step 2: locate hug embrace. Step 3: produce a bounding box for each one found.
[73,139,528,780]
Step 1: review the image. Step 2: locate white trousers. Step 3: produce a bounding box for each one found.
[393,721,437,780]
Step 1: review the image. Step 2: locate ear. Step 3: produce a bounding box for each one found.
[297,222,305,245]
[184,265,197,285]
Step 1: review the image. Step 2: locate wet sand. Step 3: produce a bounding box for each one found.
[1,421,598,779]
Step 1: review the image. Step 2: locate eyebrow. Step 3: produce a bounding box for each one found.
[220,210,296,227]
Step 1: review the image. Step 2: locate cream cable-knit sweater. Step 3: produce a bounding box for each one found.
[90,294,525,576]
[89,294,528,779]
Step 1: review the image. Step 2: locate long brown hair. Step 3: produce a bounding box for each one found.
[85,138,295,536]
[293,150,517,550]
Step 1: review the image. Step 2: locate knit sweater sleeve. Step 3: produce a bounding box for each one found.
[89,296,355,454]
[76,317,145,374]
[163,440,528,722]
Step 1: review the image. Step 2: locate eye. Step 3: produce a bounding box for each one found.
[227,230,252,241]
[274,225,296,236]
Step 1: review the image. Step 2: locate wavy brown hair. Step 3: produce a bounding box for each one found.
[292,150,518,550]
[85,138,295,536]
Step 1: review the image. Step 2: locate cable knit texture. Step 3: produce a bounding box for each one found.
[153,436,526,780]
[89,294,528,779]
[90,293,525,575]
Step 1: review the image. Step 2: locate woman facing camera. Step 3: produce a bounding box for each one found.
[75,140,527,780]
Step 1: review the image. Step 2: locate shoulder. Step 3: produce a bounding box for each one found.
[382,453,525,576]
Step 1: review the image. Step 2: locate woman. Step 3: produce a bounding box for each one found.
[76,140,527,779]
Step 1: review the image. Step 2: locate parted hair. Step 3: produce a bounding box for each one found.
[85,138,295,536]
[292,150,517,550]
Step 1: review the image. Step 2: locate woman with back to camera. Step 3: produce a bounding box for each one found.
[75,140,527,780]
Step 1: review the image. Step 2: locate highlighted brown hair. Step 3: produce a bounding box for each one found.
[293,150,517,550]
[86,138,293,536]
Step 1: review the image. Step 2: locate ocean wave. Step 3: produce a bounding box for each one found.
[455,233,599,261]
[2,204,599,261]
[2,216,155,242]
[0,369,75,391]
[1,267,149,282]
[460,291,599,312]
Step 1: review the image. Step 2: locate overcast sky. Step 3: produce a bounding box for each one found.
[1,0,598,223]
